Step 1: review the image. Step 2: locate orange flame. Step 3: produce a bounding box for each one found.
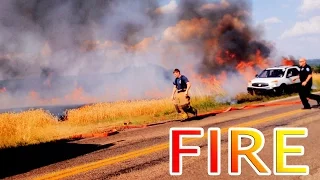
[236,50,270,81]
[236,61,256,81]
[28,86,98,106]
[163,18,211,42]
[0,87,6,93]
[282,57,295,66]
[64,87,97,103]
[215,50,225,65]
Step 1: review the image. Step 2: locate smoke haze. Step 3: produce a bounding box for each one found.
[0,0,275,109]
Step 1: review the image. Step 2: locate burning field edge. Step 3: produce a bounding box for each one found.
[1,75,320,150]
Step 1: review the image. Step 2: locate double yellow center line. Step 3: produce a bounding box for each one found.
[34,109,302,180]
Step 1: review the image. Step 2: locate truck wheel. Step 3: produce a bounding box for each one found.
[248,89,256,96]
[277,84,287,95]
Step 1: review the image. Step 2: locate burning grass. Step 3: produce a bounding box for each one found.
[0,95,222,149]
[1,78,320,149]
[65,95,220,126]
[235,93,265,104]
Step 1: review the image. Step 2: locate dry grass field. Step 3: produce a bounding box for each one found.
[314,73,320,89]
[0,74,319,149]
[0,95,222,149]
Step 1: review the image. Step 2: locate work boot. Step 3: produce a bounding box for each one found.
[174,104,181,113]
[191,107,198,117]
[181,104,190,112]
[180,113,189,120]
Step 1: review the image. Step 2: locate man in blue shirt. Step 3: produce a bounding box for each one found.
[171,69,198,120]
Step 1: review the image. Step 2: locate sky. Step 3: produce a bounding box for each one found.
[252,0,320,59]
[160,0,320,59]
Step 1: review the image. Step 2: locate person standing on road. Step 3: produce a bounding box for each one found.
[298,58,320,109]
[171,69,198,120]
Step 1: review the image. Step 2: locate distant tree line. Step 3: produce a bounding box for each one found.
[289,58,320,73]
[312,65,320,73]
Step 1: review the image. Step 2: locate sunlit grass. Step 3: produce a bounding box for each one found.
[0,95,221,148]
[313,73,320,89]
[3,78,320,149]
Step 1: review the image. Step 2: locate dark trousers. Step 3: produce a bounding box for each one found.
[298,85,320,108]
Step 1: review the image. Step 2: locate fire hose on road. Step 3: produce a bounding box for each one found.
[68,99,303,140]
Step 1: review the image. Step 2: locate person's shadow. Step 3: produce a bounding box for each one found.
[0,139,114,179]
[180,112,218,122]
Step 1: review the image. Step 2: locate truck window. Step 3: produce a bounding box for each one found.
[286,69,293,77]
[291,68,299,76]
[258,69,284,78]
[287,68,299,77]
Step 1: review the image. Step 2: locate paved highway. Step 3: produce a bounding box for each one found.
[1,96,320,180]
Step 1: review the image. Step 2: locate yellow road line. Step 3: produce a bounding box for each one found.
[34,109,302,180]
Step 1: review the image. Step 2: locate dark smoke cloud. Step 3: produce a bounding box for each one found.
[0,58,23,79]
[0,0,274,108]
[174,0,273,75]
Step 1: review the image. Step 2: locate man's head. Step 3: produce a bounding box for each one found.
[173,69,181,78]
[299,58,307,67]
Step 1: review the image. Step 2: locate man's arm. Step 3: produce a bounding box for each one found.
[302,66,313,86]
[186,82,191,95]
[304,74,312,84]
[171,86,177,99]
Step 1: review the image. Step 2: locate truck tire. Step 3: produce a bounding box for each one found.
[277,84,287,95]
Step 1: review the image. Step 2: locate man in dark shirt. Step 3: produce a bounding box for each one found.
[298,58,320,109]
[171,69,197,120]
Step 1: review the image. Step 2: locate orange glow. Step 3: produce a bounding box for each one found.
[255,50,269,69]
[144,88,171,99]
[225,50,236,59]
[282,57,295,66]
[215,51,225,65]
[218,71,227,82]
[0,87,6,93]
[188,70,225,96]
[41,42,52,57]
[64,87,97,103]
[236,61,256,82]
[235,50,270,82]
[28,86,98,106]
[163,18,211,42]
[1,11,274,107]
[131,37,155,52]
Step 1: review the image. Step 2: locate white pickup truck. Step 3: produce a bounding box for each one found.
[247,66,300,95]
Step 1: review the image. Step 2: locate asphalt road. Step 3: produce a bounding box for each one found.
[1,95,320,180]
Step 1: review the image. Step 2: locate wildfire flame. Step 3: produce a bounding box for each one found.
[28,86,98,106]
[0,0,277,107]
[282,57,295,66]
[0,87,6,93]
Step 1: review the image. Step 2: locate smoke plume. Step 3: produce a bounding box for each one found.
[0,0,275,108]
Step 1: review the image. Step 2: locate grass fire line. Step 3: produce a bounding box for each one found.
[0,93,296,149]
[0,74,319,149]
[169,127,309,176]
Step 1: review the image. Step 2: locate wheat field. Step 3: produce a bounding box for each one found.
[0,95,220,149]
[314,73,320,89]
[0,74,319,149]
